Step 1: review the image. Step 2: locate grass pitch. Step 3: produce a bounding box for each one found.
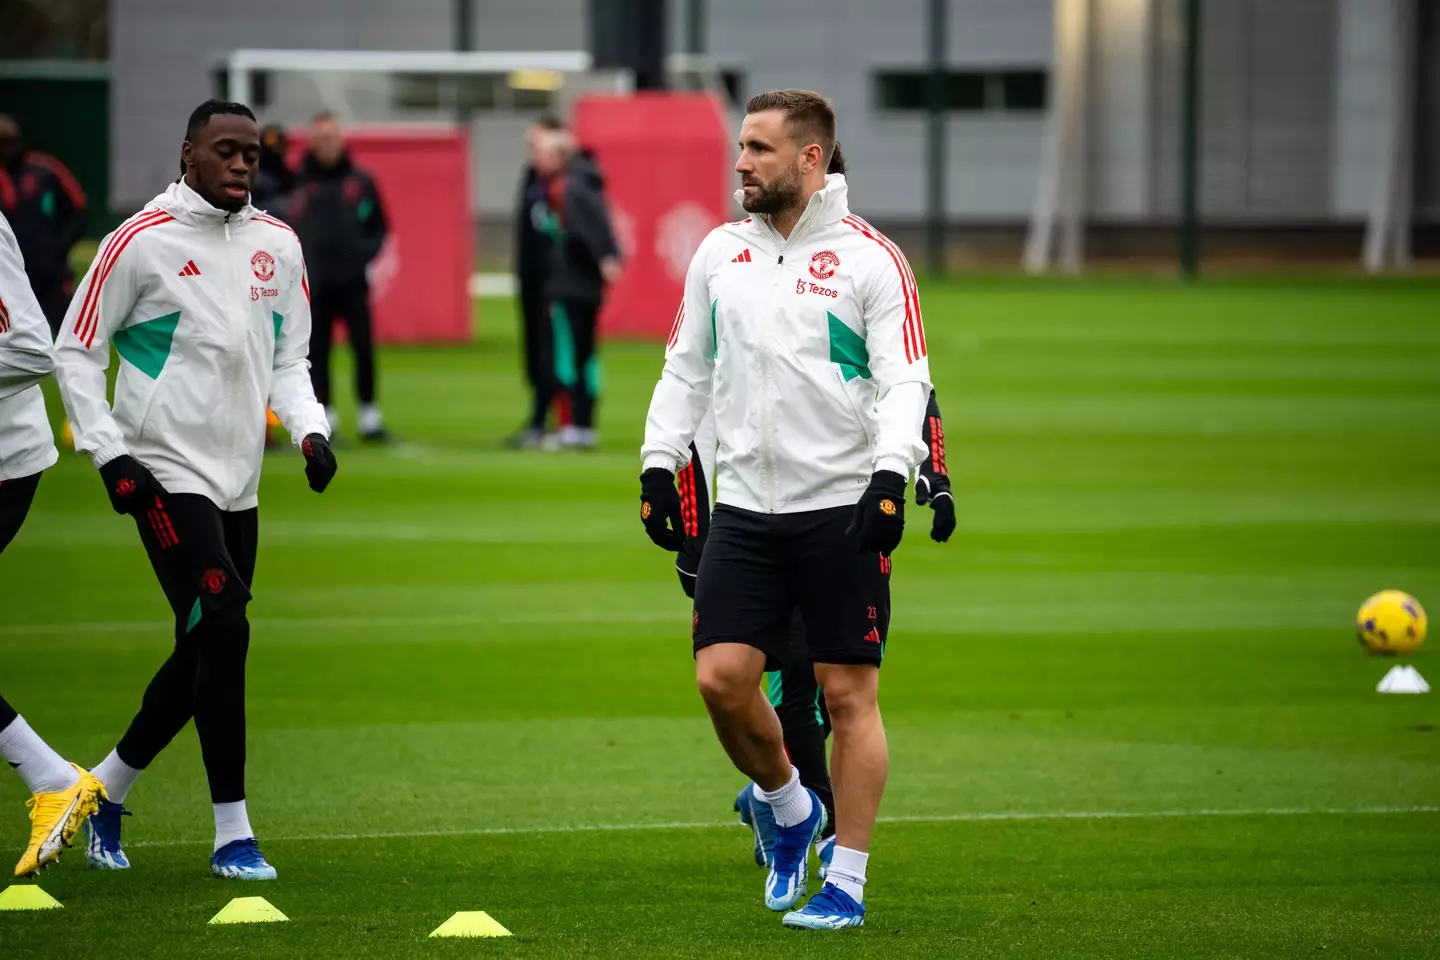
[1,277,1438,958]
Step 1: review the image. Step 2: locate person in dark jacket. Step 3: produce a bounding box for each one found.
[508,116,566,449]
[289,112,389,442]
[0,115,87,335]
[250,123,296,216]
[536,131,620,450]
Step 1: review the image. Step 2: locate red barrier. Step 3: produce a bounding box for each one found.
[570,93,733,340]
[284,126,472,344]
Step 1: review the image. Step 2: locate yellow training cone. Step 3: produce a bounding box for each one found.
[429,911,512,938]
[208,896,289,924]
[0,885,62,911]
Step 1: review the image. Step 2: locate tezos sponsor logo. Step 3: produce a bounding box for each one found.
[796,279,838,299]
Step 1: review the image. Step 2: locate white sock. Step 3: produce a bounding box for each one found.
[214,800,254,851]
[359,404,383,433]
[753,768,813,828]
[827,845,869,903]
[325,406,340,432]
[0,716,79,794]
[92,749,143,804]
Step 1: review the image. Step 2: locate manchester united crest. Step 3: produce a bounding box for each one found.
[809,250,840,280]
[251,250,276,282]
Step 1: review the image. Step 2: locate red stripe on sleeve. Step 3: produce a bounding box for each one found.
[666,300,685,350]
[30,153,86,209]
[850,216,925,360]
[74,211,172,346]
[843,216,917,363]
[255,214,296,235]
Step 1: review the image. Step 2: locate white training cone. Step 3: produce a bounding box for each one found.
[1377,665,1430,694]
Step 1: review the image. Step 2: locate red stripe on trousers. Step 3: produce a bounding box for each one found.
[154,497,179,546]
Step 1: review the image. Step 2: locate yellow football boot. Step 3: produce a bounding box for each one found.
[14,764,105,877]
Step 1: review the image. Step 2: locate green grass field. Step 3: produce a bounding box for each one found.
[2,278,1438,958]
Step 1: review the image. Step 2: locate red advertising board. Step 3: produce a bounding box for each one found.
[284,126,472,344]
[569,93,733,340]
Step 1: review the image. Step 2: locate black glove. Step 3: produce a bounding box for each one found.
[846,470,907,556]
[97,455,165,515]
[639,467,685,551]
[301,434,337,493]
[914,473,956,543]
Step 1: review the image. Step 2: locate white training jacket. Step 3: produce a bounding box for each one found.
[55,180,330,512]
[0,211,59,483]
[642,175,931,514]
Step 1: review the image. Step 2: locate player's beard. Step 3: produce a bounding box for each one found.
[741,162,803,217]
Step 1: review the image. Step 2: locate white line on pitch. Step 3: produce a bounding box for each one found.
[129,804,1440,849]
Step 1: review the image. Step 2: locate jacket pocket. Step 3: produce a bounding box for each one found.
[834,368,872,449]
[116,367,165,449]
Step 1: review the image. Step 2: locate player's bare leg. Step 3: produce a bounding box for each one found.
[781,662,885,929]
[812,663,887,852]
[695,643,790,789]
[696,641,825,910]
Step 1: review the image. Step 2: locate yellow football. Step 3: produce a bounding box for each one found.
[1357,590,1426,655]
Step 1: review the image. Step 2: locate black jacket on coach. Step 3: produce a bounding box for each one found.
[288,152,388,290]
[543,152,618,307]
[515,164,552,295]
[0,150,87,293]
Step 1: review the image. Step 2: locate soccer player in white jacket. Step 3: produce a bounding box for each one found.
[54,100,337,881]
[0,210,106,878]
[639,90,932,930]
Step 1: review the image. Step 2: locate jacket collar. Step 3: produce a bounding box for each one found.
[152,179,257,226]
[737,174,851,244]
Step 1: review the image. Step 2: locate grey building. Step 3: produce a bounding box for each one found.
[107,0,1438,259]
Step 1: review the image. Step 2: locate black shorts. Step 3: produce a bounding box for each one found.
[693,504,891,668]
[133,493,257,638]
[0,472,42,556]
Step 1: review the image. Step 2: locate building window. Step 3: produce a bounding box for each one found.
[874,69,1048,113]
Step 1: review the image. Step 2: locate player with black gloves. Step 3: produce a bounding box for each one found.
[651,390,952,876]
[639,89,933,930]
[54,99,335,883]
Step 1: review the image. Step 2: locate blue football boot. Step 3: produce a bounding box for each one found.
[816,834,836,879]
[734,783,777,868]
[782,882,866,930]
[84,798,132,870]
[763,788,825,911]
[211,838,277,880]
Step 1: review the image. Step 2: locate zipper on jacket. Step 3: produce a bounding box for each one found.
[760,239,786,514]
[223,212,240,494]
